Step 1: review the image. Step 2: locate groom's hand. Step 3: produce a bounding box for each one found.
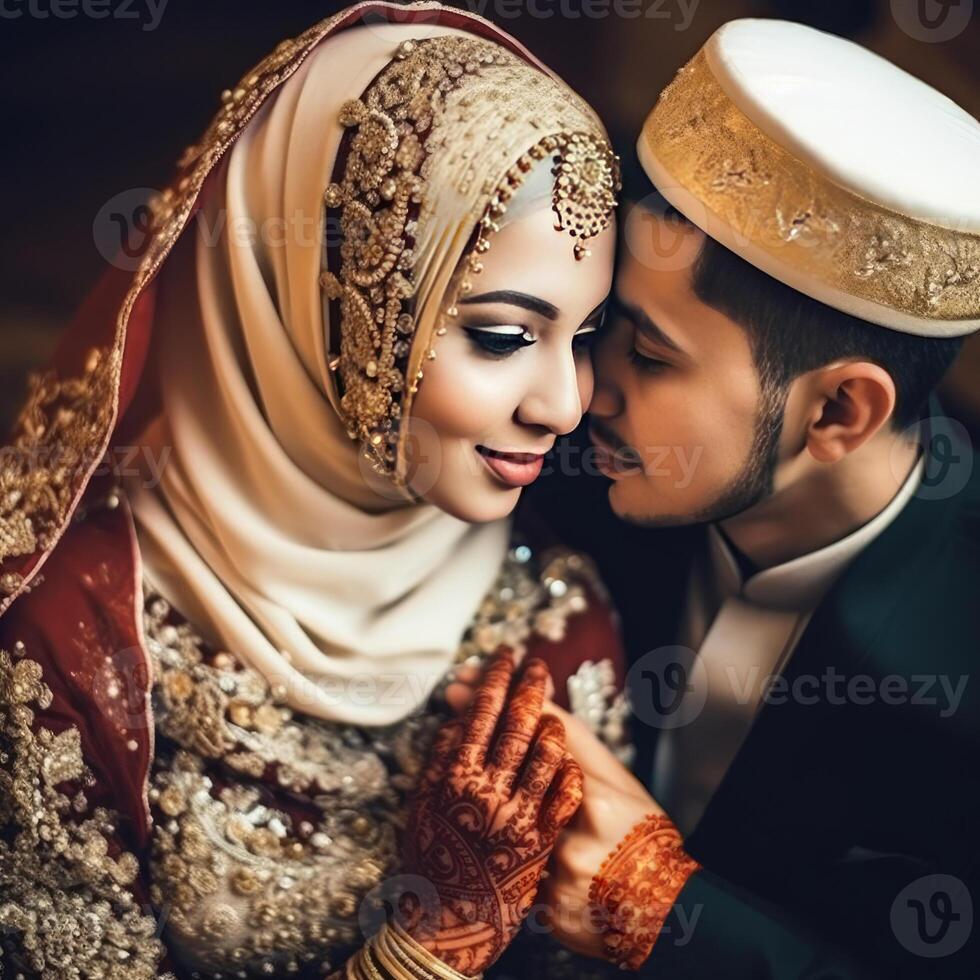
[445,670,667,959]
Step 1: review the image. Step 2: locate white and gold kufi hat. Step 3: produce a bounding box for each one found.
[638,18,980,336]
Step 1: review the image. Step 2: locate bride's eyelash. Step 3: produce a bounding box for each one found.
[464,325,536,357]
[464,315,603,358]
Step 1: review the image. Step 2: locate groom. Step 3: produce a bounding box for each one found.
[523,17,980,980]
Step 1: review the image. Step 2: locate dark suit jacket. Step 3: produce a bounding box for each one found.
[525,411,980,978]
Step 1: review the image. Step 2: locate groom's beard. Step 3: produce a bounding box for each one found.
[628,383,787,529]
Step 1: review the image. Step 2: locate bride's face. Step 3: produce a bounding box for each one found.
[406,204,616,522]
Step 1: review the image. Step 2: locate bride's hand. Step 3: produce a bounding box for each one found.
[444,674,672,962]
[526,699,664,958]
[401,650,584,976]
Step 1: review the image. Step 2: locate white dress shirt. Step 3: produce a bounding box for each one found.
[653,457,925,837]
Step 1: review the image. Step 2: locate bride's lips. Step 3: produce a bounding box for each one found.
[476,446,546,488]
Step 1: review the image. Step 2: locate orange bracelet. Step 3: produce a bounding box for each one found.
[587,813,701,971]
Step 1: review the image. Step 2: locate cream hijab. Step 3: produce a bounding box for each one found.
[128,15,614,727]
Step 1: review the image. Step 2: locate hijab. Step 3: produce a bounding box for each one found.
[127,10,618,726]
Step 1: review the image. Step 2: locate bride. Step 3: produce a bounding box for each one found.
[0,3,629,978]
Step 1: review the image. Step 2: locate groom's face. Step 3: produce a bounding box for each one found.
[588,210,781,526]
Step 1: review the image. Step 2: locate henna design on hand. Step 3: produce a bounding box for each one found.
[402,651,584,976]
[588,812,701,970]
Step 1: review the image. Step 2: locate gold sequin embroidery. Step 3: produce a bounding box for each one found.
[0,347,116,601]
[0,644,175,979]
[143,541,617,977]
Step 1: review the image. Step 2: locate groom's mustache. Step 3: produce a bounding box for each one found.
[587,419,644,470]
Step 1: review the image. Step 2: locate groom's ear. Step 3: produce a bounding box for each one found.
[795,361,897,464]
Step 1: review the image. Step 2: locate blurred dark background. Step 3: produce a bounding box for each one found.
[2,0,979,432]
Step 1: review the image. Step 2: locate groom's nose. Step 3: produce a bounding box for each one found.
[588,328,626,419]
[588,375,624,419]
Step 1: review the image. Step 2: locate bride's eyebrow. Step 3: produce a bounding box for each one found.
[459,290,559,321]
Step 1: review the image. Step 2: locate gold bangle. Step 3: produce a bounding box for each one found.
[364,941,389,980]
[374,923,440,980]
[388,920,483,980]
[340,949,360,980]
[341,941,388,980]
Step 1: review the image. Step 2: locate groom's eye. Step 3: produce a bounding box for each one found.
[628,347,669,375]
[464,325,537,358]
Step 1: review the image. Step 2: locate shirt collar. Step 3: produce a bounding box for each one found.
[707,454,925,612]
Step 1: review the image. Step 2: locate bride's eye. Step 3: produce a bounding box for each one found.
[464,325,537,358]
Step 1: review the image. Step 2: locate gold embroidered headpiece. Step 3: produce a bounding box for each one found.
[638,19,980,338]
[318,34,620,480]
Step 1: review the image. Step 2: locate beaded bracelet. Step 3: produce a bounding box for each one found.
[587,812,701,970]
